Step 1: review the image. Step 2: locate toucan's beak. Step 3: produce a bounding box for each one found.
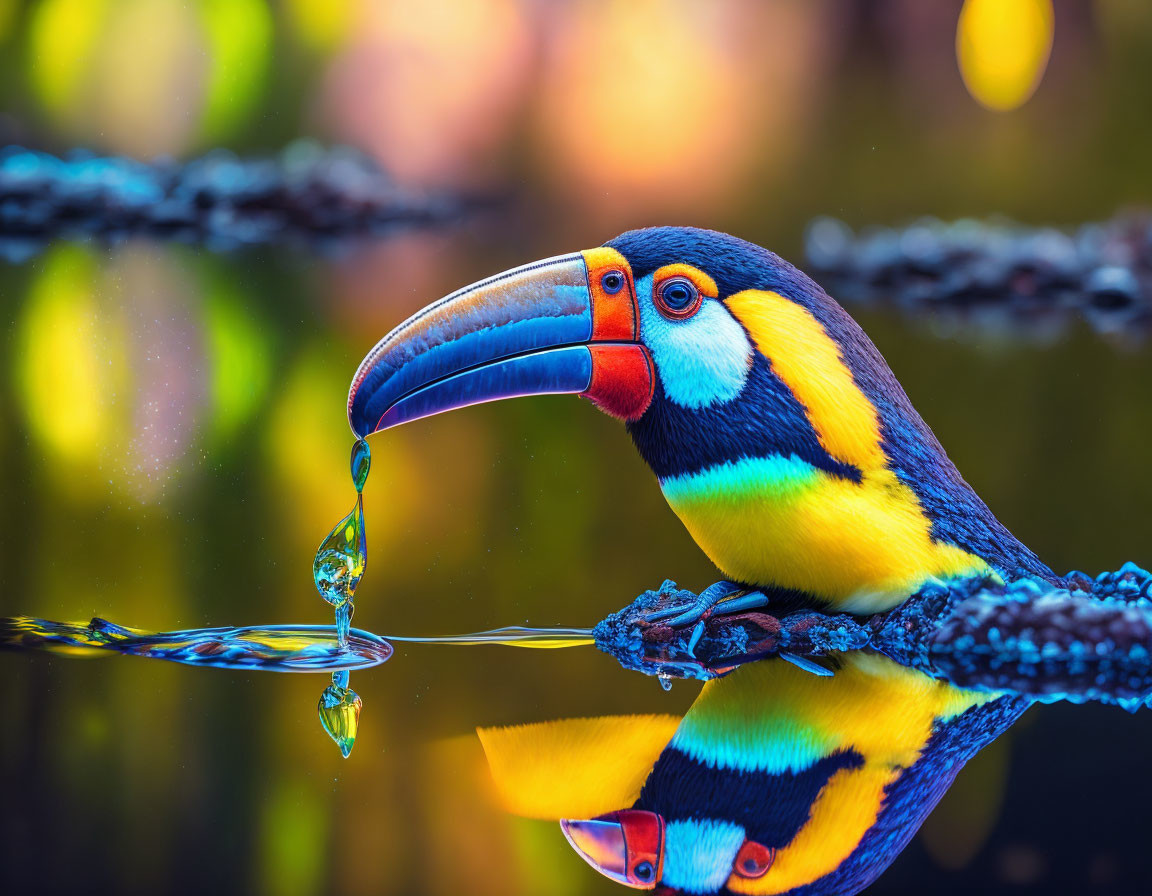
[560,809,665,890]
[347,247,654,438]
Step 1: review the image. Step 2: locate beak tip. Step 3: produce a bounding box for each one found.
[560,817,635,887]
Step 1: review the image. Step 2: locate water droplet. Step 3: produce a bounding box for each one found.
[318,683,362,758]
[331,669,349,690]
[351,438,371,492]
[314,494,366,607]
[658,674,672,691]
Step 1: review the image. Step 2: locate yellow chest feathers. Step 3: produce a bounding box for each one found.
[663,291,988,611]
[660,457,986,611]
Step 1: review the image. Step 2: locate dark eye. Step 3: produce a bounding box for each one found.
[601,270,625,294]
[654,276,702,320]
[633,861,654,883]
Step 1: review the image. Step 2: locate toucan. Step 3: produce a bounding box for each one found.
[348,227,1056,615]
[345,227,1058,892]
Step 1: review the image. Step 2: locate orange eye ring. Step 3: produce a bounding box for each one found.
[654,276,702,320]
[732,840,775,880]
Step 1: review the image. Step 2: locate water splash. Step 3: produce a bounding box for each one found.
[386,627,594,648]
[0,616,595,665]
[0,616,393,671]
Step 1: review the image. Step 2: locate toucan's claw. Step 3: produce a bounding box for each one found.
[594,581,869,682]
[687,620,706,656]
[780,652,836,677]
[711,590,771,616]
[645,580,749,627]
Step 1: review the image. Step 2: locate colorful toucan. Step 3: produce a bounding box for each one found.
[346,227,1064,892]
[478,654,1027,895]
[348,227,1056,617]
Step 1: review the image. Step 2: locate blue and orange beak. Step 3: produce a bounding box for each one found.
[347,248,654,438]
[561,809,665,890]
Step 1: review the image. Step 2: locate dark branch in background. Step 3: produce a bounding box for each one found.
[805,215,1152,343]
[0,143,479,262]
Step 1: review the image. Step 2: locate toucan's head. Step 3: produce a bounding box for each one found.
[348,226,1052,603]
[347,227,836,463]
[560,809,776,895]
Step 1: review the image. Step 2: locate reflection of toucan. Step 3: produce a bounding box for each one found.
[348,227,1056,616]
[479,654,1026,895]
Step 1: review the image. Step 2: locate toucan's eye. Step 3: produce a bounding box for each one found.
[633,861,654,883]
[601,270,626,294]
[654,276,702,320]
[733,840,775,879]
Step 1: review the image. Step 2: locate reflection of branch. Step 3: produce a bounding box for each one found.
[12,564,1152,708]
[0,143,479,261]
[597,565,1152,709]
[805,215,1152,343]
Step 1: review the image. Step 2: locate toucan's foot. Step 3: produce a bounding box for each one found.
[643,581,769,628]
[594,580,877,681]
[593,581,849,681]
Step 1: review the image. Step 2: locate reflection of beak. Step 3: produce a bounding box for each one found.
[561,809,664,890]
[347,249,654,438]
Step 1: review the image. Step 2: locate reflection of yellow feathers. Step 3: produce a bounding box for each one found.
[477,714,680,820]
[477,655,1008,896]
[694,656,998,895]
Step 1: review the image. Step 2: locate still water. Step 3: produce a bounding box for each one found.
[2,224,1151,895]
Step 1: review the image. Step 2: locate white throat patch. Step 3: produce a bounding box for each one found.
[635,274,753,409]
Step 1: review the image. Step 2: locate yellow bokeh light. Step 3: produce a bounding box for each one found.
[14,245,123,469]
[199,0,273,140]
[28,0,108,116]
[203,276,273,446]
[957,0,1054,111]
[27,0,270,153]
[13,245,212,505]
[284,0,354,52]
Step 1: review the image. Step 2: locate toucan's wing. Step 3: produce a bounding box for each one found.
[476,714,681,820]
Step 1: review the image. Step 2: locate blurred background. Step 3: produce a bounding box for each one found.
[1,0,1151,893]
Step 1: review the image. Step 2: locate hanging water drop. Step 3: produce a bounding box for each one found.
[311,437,375,756]
[318,681,363,758]
[658,673,672,691]
[314,493,366,607]
[351,438,371,492]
